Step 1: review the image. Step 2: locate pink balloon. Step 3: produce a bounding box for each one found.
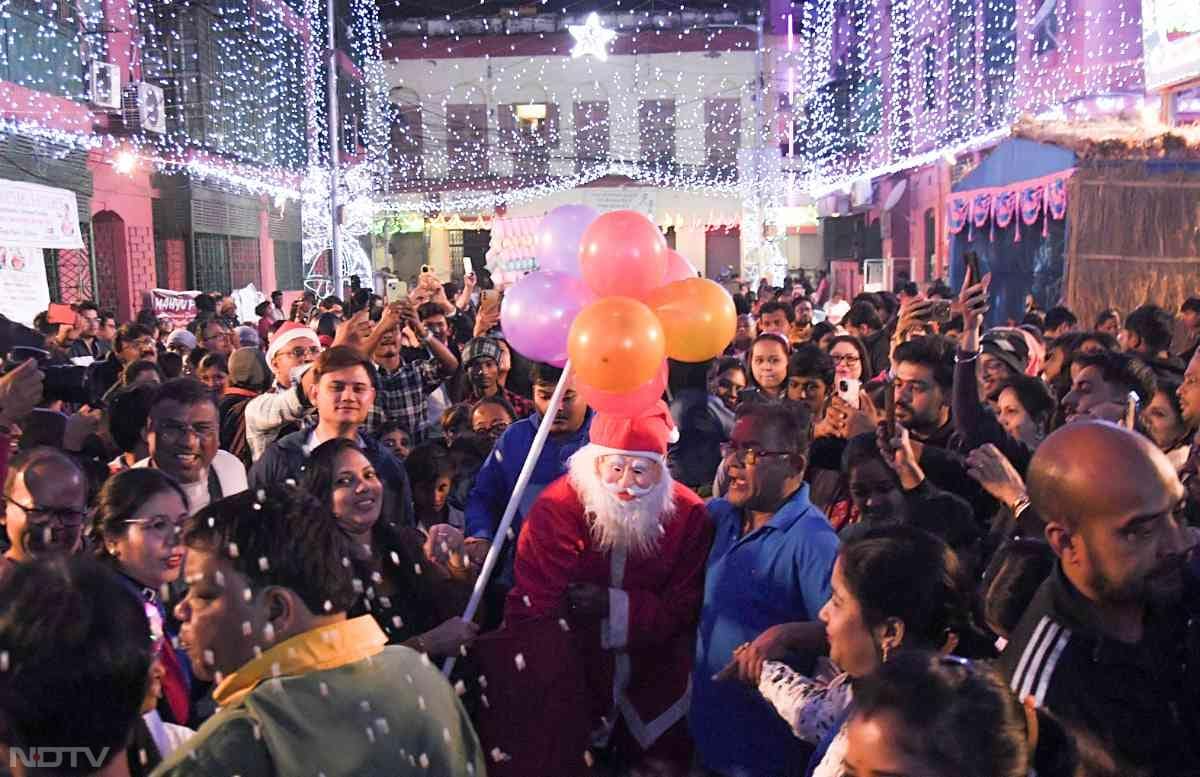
[500,271,594,366]
[578,210,668,299]
[578,361,669,417]
[535,204,599,276]
[664,250,698,283]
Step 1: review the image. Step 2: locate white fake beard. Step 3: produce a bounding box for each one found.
[567,445,676,559]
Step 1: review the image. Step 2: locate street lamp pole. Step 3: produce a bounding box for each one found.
[326,0,342,296]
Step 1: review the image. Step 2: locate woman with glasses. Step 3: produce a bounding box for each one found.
[722,524,982,777]
[301,438,478,657]
[827,335,873,385]
[92,468,194,730]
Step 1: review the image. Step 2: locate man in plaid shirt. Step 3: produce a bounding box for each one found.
[364,301,459,442]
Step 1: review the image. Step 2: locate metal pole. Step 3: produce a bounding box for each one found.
[442,361,574,678]
[326,0,342,297]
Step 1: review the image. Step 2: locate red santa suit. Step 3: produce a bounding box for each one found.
[504,403,713,772]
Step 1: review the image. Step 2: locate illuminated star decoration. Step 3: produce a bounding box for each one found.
[569,13,617,61]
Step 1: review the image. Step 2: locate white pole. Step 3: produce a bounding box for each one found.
[326,0,342,297]
[443,361,574,677]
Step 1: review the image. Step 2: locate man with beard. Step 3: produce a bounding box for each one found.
[497,402,712,775]
[0,447,86,582]
[135,378,248,513]
[458,336,533,418]
[1000,421,1200,776]
[1060,350,1155,425]
[891,336,954,446]
[363,300,457,442]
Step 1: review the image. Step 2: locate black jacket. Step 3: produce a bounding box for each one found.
[998,563,1200,776]
[249,426,415,527]
[86,351,124,406]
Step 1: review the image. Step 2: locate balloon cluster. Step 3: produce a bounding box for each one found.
[502,204,737,417]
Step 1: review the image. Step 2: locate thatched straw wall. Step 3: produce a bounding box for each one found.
[1065,162,1200,328]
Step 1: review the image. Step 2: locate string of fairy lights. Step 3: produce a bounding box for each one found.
[0,0,1156,238]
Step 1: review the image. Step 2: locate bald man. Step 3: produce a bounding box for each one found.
[999,421,1200,775]
[1,447,87,582]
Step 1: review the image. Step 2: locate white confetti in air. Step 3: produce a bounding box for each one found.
[522,595,531,608]
[466,764,475,776]
[459,644,468,656]
[227,542,239,558]
[138,749,148,766]
[365,726,376,744]
[481,693,490,708]
[243,588,253,602]
[490,748,510,763]
[0,651,8,671]
[256,489,266,501]
[418,695,426,710]
[214,570,225,587]
[406,674,414,684]
[242,621,252,637]
[380,596,392,609]
[360,700,371,712]
[505,528,515,541]
[202,649,214,666]
[160,584,172,601]
[214,670,224,684]
[413,563,423,575]
[252,646,263,658]
[324,600,333,612]
[390,551,401,565]
[478,674,488,688]
[284,478,296,487]
[443,728,452,743]
[454,680,466,696]
[558,618,570,632]
[352,578,364,593]
[372,572,384,584]
[374,718,390,735]
[263,623,275,642]
[342,556,351,567]
[319,681,329,697]
[258,556,270,571]
[584,751,594,767]
[253,724,262,740]
[392,615,403,629]
[419,753,430,768]
[514,653,526,671]
[270,661,281,678]
[252,502,261,511]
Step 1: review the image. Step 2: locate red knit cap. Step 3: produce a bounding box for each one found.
[588,401,679,462]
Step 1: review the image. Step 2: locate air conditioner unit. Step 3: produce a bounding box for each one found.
[123,82,166,134]
[89,61,121,111]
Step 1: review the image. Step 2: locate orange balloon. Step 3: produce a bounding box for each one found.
[567,297,666,393]
[646,277,737,362]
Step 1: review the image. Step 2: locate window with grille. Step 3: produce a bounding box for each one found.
[574,101,609,174]
[389,102,424,181]
[639,99,676,167]
[0,0,84,98]
[497,103,559,179]
[274,240,305,291]
[446,104,489,177]
[704,98,741,177]
[192,233,231,294]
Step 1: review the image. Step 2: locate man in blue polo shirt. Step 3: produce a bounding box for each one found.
[691,401,839,777]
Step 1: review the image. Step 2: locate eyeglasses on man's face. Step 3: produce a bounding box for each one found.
[2,495,86,530]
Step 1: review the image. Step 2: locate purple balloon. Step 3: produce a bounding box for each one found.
[501,271,594,366]
[535,204,600,276]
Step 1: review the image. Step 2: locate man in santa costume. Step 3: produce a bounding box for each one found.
[496,401,714,775]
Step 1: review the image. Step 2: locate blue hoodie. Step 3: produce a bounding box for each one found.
[464,409,593,588]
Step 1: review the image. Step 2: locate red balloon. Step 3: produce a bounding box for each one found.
[663,250,698,284]
[578,362,668,417]
[578,210,668,299]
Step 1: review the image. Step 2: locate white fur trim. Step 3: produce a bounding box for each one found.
[585,444,665,464]
[667,426,681,445]
[266,326,320,364]
[602,588,630,650]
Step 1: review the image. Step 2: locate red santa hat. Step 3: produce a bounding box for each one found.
[266,321,320,364]
[587,401,679,464]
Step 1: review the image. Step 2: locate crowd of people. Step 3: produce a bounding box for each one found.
[1,264,1199,777]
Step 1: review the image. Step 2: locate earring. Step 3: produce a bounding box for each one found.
[881,642,892,664]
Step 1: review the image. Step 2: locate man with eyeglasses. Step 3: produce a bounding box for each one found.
[244,321,323,460]
[134,377,247,514]
[197,317,234,358]
[1,447,87,582]
[88,322,160,404]
[690,401,839,777]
